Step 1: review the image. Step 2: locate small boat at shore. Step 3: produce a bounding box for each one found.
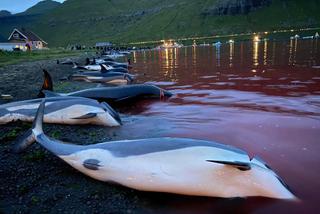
[157,40,183,49]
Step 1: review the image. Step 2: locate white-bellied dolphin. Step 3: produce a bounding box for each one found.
[74,63,129,73]
[86,58,130,69]
[2,96,122,153]
[69,71,134,84]
[40,70,172,103]
[0,96,121,127]
[27,101,297,200]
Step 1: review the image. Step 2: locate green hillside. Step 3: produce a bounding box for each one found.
[0,10,11,17]
[0,0,319,47]
[19,0,61,15]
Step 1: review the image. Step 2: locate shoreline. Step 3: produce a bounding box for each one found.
[0,56,154,213]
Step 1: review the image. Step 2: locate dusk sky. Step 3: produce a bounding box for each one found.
[0,0,65,14]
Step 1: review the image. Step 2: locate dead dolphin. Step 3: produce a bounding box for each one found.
[69,71,134,84]
[0,96,121,127]
[26,101,297,200]
[39,70,172,103]
[86,58,130,69]
[73,62,129,73]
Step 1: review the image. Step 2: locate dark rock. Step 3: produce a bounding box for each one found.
[201,0,272,16]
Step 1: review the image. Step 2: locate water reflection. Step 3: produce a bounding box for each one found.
[263,40,268,65]
[136,39,319,75]
[132,51,137,63]
[229,42,234,67]
[253,40,259,67]
[215,45,221,67]
[192,45,197,66]
[128,40,320,213]
[288,38,298,66]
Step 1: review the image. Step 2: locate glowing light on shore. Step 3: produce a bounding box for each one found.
[126,27,320,47]
[254,36,260,42]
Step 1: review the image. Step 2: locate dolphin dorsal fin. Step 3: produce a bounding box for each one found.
[37,69,54,98]
[100,64,108,72]
[206,160,251,171]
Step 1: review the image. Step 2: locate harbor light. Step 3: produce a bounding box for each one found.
[253,36,260,42]
[228,39,234,43]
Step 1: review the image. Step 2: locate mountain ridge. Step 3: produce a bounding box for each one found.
[0,0,319,46]
[18,0,61,15]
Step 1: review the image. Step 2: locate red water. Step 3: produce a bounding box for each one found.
[122,39,320,213]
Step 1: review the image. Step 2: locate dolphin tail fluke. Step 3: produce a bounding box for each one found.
[12,128,36,153]
[32,100,45,138]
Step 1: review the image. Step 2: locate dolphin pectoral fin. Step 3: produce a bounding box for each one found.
[115,96,132,102]
[206,160,251,171]
[83,159,101,170]
[72,113,97,119]
[12,128,36,153]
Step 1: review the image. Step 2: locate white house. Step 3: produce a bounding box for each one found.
[0,28,48,51]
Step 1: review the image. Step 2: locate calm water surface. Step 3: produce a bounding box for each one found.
[120,39,320,213]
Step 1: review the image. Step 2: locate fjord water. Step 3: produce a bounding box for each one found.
[123,39,320,213]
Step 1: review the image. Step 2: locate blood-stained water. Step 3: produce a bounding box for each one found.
[119,39,320,213]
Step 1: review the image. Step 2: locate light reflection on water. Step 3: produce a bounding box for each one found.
[127,39,320,213]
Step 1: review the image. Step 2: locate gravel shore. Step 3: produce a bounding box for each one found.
[0,56,158,214]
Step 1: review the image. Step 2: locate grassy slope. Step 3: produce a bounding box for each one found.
[0,1,61,41]
[0,49,82,67]
[0,0,319,46]
[19,0,61,15]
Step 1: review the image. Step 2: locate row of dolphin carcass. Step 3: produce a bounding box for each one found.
[0,54,297,200]
[1,55,172,151]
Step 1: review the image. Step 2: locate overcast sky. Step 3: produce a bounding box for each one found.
[0,0,65,14]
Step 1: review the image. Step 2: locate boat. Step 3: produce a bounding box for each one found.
[157,40,183,49]
[213,41,222,47]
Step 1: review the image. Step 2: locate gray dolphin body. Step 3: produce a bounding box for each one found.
[0,96,121,127]
[69,71,134,84]
[43,84,172,104]
[28,101,296,200]
[40,70,172,103]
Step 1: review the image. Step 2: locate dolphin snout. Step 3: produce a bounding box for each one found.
[164,90,173,97]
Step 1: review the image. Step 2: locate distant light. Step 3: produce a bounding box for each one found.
[228,39,234,43]
[253,36,260,42]
[264,32,268,34]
